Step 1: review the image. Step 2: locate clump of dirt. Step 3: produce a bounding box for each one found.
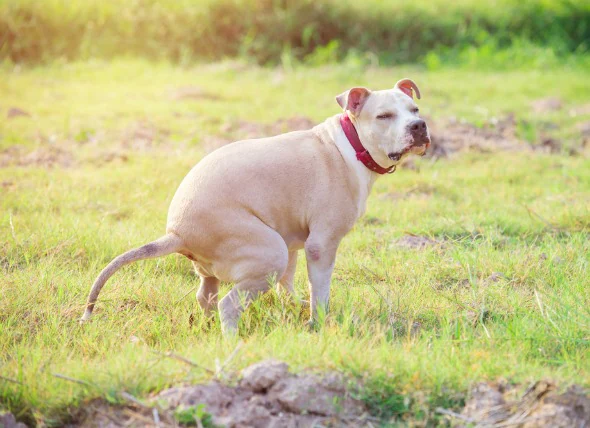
[392,234,442,250]
[0,412,27,428]
[579,121,590,137]
[0,145,74,168]
[578,121,590,150]
[536,136,563,154]
[482,271,506,286]
[363,216,384,226]
[446,381,590,427]
[76,360,368,428]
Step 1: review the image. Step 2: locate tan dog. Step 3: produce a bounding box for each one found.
[81,79,430,335]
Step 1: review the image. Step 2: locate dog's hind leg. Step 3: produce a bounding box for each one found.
[217,227,288,336]
[196,275,220,317]
[276,250,298,295]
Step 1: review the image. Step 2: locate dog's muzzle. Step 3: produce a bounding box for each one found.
[388,121,431,161]
[408,119,430,156]
[409,119,430,145]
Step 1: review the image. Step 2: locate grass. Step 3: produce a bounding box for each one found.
[1,60,589,426]
[1,0,589,65]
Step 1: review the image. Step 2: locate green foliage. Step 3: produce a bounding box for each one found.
[1,0,589,65]
[174,404,215,427]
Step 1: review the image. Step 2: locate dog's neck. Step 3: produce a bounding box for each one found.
[315,115,380,217]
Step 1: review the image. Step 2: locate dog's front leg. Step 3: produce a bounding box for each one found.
[305,237,340,324]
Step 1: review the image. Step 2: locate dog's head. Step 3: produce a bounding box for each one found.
[336,79,430,167]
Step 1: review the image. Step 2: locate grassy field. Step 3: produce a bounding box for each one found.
[1,60,589,425]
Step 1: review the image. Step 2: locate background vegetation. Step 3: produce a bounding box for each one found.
[1,0,589,66]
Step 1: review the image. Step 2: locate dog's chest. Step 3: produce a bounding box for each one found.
[349,160,377,220]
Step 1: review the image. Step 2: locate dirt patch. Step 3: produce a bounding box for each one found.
[0,145,74,168]
[76,360,368,427]
[8,363,589,427]
[426,115,524,158]
[442,381,590,427]
[531,97,563,113]
[170,86,224,102]
[536,136,563,154]
[578,121,590,137]
[6,107,31,119]
[90,151,130,166]
[219,116,316,140]
[482,271,507,286]
[203,116,316,152]
[363,216,384,226]
[121,121,172,151]
[0,412,27,428]
[203,114,583,158]
[569,103,590,117]
[578,121,590,150]
[381,183,436,201]
[392,234,442,250]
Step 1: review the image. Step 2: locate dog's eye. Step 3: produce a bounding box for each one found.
[411,107,419,114]
[376,113,394,119]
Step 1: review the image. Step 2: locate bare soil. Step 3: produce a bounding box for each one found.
[1,113,586,169]
[426,114,525,158]
[531,97,563,113]
[392,234,442,250]
[170,86,224,102]
[3,362,588,427]
[74,360,370,427]
[0,145,74,168]
[0,412,27,428]
[6,107,31,119]
[202,116,315,153]
[445,380,590,427]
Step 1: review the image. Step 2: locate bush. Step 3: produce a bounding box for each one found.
[0,0,588,65]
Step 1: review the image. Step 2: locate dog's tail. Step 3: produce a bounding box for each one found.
[80,233,183,322]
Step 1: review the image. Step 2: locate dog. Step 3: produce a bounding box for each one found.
[81,79,430,335]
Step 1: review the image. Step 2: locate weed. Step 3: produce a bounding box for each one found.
[174,404,216,427]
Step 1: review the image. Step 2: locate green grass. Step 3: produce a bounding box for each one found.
[1,60,589,426]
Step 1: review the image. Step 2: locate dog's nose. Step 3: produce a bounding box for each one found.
[409,119,427,133]
[408,119,428,144]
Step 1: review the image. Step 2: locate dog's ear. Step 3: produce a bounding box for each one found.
[336,87,371,116]
[394,78,421,100]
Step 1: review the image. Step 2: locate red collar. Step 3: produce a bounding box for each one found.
[339,114,396,174]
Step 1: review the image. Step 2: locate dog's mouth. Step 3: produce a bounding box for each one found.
[388,138,431,161]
